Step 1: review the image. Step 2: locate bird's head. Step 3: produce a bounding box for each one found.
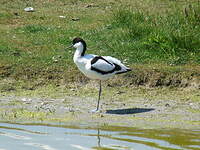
[67,37,87,56]
[72,37,86,49]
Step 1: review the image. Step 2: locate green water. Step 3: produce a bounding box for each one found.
[0,123,199,150]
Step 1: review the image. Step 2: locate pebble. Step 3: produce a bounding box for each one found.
[21,98,32,102]
[59,16,66,18]
[69,108,75,112]
[165,103,170,107]
[116,91,125,94]
[71,18,80,21]
[24,7,34,12]
[85,4,98,8]
[52,56,62,63]
[189,103,193,106]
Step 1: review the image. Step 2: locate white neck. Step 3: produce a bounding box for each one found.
[73,46,84,63]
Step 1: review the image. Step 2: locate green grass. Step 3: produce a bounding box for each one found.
[86,4,200,64]
[0,0,200,88]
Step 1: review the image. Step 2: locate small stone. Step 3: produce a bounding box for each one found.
[53,59,58,63]
[59,16,66,18]
[22,98,32,103]
[52,56,59,63]
[69,108,75,112]
[116,91,125,94]
[85,4,96,8]
[165,103,170,107]
[24,7,34,12]
[70,88,76,91]
[71,18,80,21]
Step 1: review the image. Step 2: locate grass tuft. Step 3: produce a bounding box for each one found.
[20,24,50,33]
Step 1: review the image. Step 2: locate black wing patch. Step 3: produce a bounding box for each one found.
[91,56,122,75]
[91,56,112,66]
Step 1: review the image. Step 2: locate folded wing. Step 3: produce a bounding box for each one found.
[90,56,118,74]
[90,56,131,75]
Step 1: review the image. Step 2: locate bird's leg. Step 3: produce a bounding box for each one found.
[96,80,102,111]
[90,80,102,113]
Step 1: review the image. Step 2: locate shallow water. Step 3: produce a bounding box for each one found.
[0,123,199,150]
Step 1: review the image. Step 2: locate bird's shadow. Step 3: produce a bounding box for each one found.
[106,108,154,115]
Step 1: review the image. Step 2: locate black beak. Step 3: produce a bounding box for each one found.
[65,44,73,50]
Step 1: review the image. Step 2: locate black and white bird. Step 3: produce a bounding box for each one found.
[69,37,131,112]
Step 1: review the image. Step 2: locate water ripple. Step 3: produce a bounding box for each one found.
[24,143,57,150]
[0,123,199,150]
[0,132,31,140]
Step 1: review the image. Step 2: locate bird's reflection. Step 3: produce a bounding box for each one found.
[97,129,101,148]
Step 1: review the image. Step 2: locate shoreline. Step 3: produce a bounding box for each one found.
[0,85,199,130]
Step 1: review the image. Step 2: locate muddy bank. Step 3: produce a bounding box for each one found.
[0,64,200,93]
[0,86,199,129]
[0,64,200,129]
[128,67,200,88]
